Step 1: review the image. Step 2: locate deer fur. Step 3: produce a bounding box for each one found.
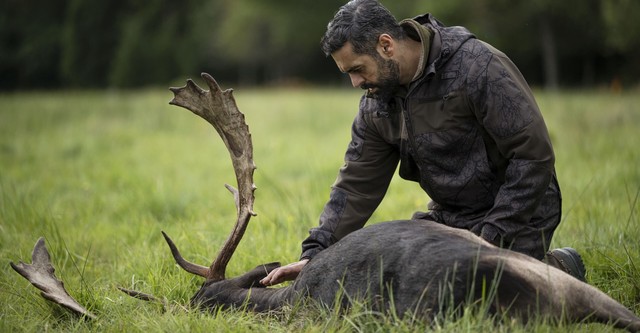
[189,220,640,332]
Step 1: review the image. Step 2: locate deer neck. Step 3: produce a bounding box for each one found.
[243,285,296,312]
[191,284,296,312]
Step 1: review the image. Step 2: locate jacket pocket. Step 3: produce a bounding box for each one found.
[408,91,469,134]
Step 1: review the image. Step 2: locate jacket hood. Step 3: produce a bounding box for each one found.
[412,13,475,71]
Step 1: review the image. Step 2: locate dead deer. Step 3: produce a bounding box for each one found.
[10,74,640,332]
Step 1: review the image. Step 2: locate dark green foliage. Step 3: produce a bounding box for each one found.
[0,0,639,89]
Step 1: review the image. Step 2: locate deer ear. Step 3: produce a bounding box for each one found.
[234,262,281,288]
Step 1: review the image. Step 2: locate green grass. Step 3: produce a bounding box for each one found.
[1,86,638,332]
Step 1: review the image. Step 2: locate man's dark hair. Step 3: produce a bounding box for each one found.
[320,0,404,57]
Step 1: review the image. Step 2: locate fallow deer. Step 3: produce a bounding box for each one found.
[11,74,640,332]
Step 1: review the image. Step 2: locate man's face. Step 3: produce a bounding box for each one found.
[332,42,400,104]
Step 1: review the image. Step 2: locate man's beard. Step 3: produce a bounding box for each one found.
[363,56,401,107]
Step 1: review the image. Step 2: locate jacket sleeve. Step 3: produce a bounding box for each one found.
[467,44,555,243]
[300,97,400,260]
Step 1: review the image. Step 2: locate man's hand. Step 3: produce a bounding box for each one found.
[260,259,309,286]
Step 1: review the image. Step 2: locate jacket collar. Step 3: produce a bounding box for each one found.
[398,19,433,83]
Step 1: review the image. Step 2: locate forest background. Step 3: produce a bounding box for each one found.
[2,0,639,91]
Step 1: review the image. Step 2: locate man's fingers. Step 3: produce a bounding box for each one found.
[260,259,309,286]
[260,267,290,286]
[260,269,278,286]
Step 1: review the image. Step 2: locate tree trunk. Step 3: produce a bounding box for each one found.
[539,15,559,90]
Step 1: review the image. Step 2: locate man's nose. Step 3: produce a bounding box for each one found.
[349,74,365,88]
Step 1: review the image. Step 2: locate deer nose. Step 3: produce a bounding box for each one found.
[349,74,365,89]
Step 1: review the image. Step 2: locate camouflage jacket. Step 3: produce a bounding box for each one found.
[301,14,561,260]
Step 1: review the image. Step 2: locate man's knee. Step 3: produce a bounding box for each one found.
[497,229,555,260]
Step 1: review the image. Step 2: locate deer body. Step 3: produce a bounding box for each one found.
[191,220,640,332]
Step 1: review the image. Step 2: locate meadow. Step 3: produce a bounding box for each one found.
[0,84,639,332]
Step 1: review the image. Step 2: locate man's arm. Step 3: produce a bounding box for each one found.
[261,97,400,286]
[468,43,556,243]
[300,96,400,260]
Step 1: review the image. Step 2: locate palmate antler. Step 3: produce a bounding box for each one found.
[162,73,257,282]
[10,238,96,319]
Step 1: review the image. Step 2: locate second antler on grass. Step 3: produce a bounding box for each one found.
[10,238,96,320]
[164,73,257,282]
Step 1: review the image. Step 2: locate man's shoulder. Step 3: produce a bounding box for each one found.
[413,13,499,60]
[455,35,505,55]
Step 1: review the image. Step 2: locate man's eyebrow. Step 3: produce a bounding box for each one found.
[343,65,361,74]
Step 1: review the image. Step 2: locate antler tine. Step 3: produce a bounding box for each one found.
[169,73,257,281]
[10,237,96,320]
[201,72,222,94]
[161,231,210,277]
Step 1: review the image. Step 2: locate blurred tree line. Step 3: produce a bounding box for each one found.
[1,0,638,90]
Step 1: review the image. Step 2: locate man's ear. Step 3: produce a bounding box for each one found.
[378,34,394,57]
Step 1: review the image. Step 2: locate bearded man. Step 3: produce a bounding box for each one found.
[261,0,585,286]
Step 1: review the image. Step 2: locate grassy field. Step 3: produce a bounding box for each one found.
[1,85,639,332]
